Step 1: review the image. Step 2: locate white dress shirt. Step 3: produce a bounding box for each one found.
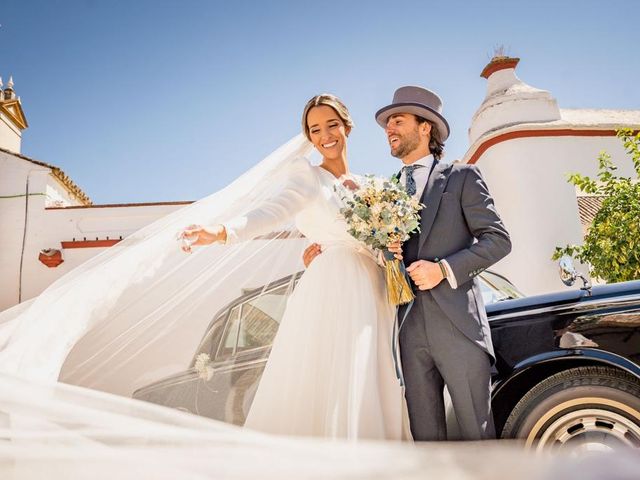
[400,154,458,289]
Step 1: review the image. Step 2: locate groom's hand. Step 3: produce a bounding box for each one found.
[406,260,444,290]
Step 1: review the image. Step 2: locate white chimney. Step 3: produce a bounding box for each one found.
[469,56,561,144]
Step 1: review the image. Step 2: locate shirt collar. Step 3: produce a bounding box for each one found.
[404,154,434,169]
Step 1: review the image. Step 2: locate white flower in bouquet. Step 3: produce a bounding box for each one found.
[335,175,423,305]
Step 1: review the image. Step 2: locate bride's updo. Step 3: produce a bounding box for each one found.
[301,94,354,141]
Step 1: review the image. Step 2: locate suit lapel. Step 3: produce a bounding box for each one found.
[418,162,452,254]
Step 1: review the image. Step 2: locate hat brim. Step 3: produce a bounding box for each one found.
[375,102,450,141]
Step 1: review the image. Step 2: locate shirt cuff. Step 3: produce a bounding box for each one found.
[441,259,458,289]
[221,218,246,244]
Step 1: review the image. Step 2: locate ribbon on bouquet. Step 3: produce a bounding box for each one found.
[391,299,414,387]
[383,250,415,306]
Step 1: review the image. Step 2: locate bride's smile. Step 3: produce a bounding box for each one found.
[305,104,351,171]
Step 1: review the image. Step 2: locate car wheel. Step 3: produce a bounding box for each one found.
[501,366,640,453]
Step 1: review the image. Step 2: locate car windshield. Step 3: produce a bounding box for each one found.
[479,271,525,304]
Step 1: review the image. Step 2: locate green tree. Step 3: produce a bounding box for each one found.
[553,129,640,283]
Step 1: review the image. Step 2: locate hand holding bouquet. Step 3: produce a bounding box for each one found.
[336,175,423,305]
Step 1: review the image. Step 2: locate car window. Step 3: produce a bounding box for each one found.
[478,271,524,304]
[217,283,292,360]
[216,305,242,360]
[193,313,227,360]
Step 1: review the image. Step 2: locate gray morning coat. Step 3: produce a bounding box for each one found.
[401,161,512,363]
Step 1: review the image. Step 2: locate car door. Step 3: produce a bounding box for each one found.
[130,310,228,416]
[134,278,297,422]
[199,281,295,424]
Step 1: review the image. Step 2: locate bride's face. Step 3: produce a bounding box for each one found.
[306,105,350,160]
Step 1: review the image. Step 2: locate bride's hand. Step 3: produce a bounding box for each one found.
[341,178,359,191]
[387,241,403,261]
[179,224,227,253]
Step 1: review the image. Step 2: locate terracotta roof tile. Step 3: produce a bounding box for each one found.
[0,146,92,205]
[577,195,605,230]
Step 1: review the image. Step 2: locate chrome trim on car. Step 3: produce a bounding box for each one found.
[489,293,640,322]
[132,355,270,399]
[207,356,269,375]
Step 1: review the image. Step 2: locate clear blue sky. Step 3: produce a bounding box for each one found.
[2,0,638,204]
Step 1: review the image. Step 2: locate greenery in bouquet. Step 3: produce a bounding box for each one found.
[335,175,423,305]
[336,175,423,249]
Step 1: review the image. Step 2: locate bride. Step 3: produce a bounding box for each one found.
[0,94,407,446]
[180,94,408,440]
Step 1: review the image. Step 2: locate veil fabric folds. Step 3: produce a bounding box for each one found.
[0,134,313,387]
[0,367,570,480]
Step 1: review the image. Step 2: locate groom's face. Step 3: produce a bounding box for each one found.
[385,114,424,159]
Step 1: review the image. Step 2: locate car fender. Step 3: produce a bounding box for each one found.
[495,349,640,396]
[491,348,640,432]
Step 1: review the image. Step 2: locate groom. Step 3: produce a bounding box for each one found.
[375,86,511,441]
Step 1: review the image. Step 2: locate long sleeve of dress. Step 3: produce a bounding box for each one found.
[223,158,320,243]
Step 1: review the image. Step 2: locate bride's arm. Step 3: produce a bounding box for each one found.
[181,159,318,250]
[224,160,319,243]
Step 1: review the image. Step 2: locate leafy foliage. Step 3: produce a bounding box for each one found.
[553,129,640,283]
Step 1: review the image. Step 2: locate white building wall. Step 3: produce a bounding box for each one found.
[0,113,21,153]
[1,150,187,309]
[0,152,50,309]
[6,203,186,310]
[44,177,84,207]
[470,98,560,143]
[477,133,635,295]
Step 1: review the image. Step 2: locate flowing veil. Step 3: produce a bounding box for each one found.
[0,134,636,479]
[0,134,313,385]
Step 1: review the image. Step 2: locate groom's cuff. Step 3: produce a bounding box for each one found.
[441,259,458,289]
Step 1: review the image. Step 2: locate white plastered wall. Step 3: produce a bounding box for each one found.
[1,151,187,309]
[14,203,185,309]
[476,134,634,295]
[0,112,21,153]
[0,152,49,309]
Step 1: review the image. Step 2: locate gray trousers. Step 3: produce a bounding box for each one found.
[399,293,495,441]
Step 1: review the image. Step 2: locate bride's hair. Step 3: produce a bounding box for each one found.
[301,94,354,141]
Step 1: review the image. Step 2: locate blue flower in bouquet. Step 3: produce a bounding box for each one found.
[335,174,423,305]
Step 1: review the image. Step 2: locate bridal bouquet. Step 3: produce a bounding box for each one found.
[336,175,423,305]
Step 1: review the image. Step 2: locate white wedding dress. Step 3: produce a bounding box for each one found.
[225,162,408,439]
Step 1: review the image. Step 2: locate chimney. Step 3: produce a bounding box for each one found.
[480,56,520,79]
[469,55,561,144]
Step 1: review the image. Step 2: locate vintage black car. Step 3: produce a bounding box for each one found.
[133,266,640,452]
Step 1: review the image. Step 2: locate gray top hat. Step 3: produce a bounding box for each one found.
[375,86,450,141]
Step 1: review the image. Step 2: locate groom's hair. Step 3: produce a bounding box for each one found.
[415,115,444,160]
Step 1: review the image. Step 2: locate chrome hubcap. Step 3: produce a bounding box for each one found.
[535,408,640,453]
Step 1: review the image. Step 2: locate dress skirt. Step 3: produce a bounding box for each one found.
[244,244,409,440]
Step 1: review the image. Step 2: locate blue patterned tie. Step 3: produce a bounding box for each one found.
[403,164,424,196]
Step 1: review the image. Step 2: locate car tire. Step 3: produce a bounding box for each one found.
[501,366,640,452]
